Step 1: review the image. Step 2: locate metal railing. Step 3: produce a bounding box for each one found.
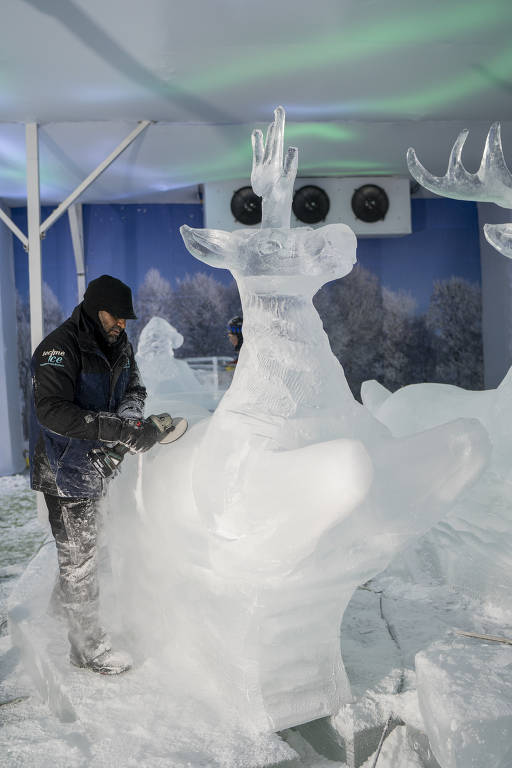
[183,356,233,398]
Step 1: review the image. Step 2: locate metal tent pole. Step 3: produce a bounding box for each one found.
[68,204,86,301]
[0,201,25,474]
[26,123,44,353]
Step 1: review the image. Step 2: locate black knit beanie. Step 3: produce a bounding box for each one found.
[83,275,137,320]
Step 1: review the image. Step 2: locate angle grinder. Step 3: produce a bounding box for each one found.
[88,413,188,479]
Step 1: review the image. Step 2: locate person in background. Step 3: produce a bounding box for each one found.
[30,274,165,675]
[226,315,243,372]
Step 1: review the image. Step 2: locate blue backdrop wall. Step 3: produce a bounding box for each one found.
[11,198,481,317]
[12,203,226,318]
[359,198,481,313]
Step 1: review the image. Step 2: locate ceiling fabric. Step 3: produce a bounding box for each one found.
[1,0,511,203]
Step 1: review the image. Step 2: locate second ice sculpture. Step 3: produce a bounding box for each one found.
[114,108,490,732]
[136,317,202,396]
[407,122,512,258]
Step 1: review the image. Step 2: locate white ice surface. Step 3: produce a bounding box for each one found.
[110,252,490,733]
[362,372,512,767]
[105,108,490,735]
[120,110,488,732]
[361,373,512,611]
[416,638,512,768]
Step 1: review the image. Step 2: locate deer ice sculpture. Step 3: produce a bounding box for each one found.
[116,108,490,733]
[362,124,512,449]
[407,122,512,258]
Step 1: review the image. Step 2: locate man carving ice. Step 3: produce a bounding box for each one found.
[29,274,185,675]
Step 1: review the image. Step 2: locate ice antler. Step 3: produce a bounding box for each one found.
[251,106,298,229]
[407,123,512,259]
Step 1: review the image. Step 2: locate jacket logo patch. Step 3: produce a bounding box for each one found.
[41,349,66,367]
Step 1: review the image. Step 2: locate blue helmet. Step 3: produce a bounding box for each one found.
[227,315,243,335]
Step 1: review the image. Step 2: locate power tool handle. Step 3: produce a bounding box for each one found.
[112,442,131,457]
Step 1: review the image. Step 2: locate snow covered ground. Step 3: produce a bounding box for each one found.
[3,470,511,767]
[0,474,45,632]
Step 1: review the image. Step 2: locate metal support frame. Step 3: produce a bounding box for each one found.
[0,119,152,352]
[40,120,152,236]
[68,204,86,301]
[0,207,28,250]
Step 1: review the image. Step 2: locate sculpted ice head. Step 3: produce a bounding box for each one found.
[180,105,357,293]
[181,224,356,291]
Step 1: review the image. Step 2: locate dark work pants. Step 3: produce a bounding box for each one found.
[44,494,109,662]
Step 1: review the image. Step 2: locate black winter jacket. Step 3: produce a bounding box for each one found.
[29,304,146,498]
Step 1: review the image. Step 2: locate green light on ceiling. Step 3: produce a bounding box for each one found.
[165,122,356,182]
[0,166,26,182]
[167,139,251,181]
[285,123,355,142]
[300,159,392,174]
[358,45,512,115]
[185,0,510,94]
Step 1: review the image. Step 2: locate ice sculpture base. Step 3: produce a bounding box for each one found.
[417,638,512,768]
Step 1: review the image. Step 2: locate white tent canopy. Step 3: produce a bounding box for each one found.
[1,0,512,205]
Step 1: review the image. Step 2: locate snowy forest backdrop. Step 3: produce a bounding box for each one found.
[13,198,484,439]
[15,266,483,439]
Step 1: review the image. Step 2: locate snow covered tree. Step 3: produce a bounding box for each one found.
[222,280,244,336]
[170,272,240,358]
[314,265,384,398]
[43,282,64,335]
[376,288,417,391]
[403,314,435,385]
[132,268,241,358]
[315,267,438,396]
[132,268,174,349]
[426,277,483,389]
